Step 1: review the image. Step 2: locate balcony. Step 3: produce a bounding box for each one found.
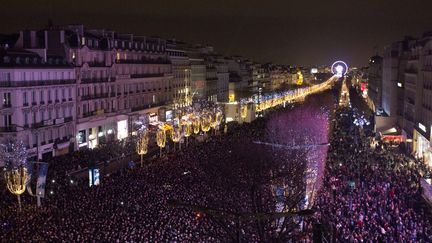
[81,77,110,84]
[0,79,76,87]
[87,61,106,67]
[2,103,12,108]
[405,68,418,74]
[81,93,109,101]
[116,57,171,65]
[55,136,71,145]
[131,102,166,112]
[0,125,17,132]
[130,73,164,79]
[82,109,105,118]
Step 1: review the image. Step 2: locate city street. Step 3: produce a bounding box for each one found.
[2,2,432,241]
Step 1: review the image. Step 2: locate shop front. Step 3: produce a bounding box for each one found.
[413,128,432,168]
[76,116,119,150]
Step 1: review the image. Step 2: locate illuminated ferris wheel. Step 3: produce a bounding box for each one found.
[331,60,348,77]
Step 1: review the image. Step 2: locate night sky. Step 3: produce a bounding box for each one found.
[1,0,432,67]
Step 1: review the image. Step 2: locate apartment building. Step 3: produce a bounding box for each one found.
[0,48,76,162]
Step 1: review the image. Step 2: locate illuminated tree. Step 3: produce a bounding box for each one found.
[136,129,149,167]
[156,128,166,157]
[170,125,182,151]
[240,103,248,121]
[1,139,30,212]
[193,116,201,135]
[183,121,192,146]
[201,113,211,134]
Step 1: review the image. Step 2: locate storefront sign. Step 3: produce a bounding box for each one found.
[419,123,426,133]
[89,168,100,187]
[149,113,158,125]
[117,120,128,140]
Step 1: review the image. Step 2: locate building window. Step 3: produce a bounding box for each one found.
[3,92,11,107]
[23,92,28,105]
[32,91,36,103]
[40,90,44,103]
[4,114,12,127]
[24,113,28,126]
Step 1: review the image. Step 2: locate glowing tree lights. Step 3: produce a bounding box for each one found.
[200,113,212,134]
[240,102,248,121]
[183,120,193,146]
[136,129,149,167]
[264,95,331,210]
[212,109,223,135]
[1,139,30,212]
[193,116,201,135]
[254,77,335,113]
[170,126,182,151]
[156,127,167,157]
[331,60,348,77]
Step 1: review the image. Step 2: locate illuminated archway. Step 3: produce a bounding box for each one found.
[331,61,348,77]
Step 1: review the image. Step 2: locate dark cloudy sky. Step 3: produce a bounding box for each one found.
[1,0,432,67]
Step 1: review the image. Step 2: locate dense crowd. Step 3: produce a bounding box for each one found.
[1,82,431,242]
[312,106,432,242]
[1,97,327,242]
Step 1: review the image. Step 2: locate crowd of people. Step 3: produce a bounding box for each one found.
[311,104,432,242]
[1,93,331,242]
[1,81,431,241]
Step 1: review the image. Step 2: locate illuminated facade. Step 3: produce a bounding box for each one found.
[61,26,173,149]
[380,34,432,169]
[0,46,76,161]
[367,55,383,113]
